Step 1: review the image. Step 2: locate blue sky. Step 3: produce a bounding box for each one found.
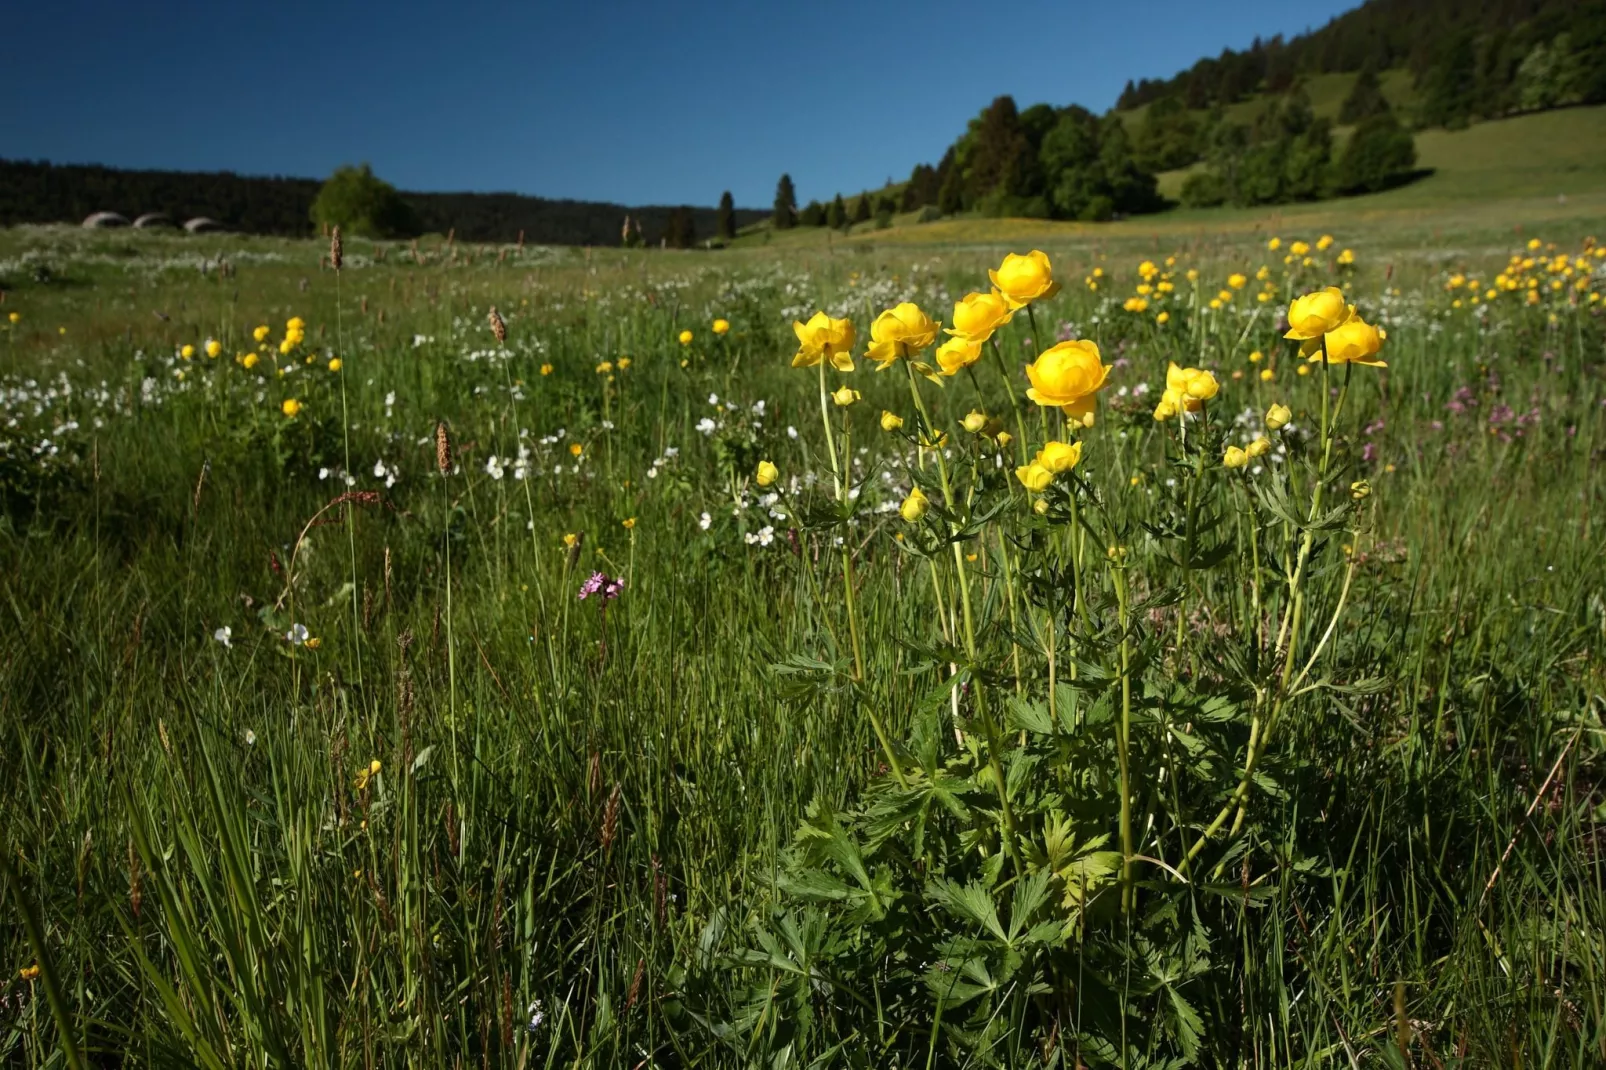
[1,0,1359,207]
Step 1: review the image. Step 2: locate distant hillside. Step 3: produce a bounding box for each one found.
[0,159,767,246]
[1116,0,1604,125]
[788,0,1604,225]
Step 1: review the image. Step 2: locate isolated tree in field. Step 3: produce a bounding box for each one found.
[310,164,418,238]
[717,191,736,241]
[772,174,797,229]
[1339,60,1389,124]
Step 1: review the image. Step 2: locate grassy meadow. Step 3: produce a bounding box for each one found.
[1,193,1604,1069]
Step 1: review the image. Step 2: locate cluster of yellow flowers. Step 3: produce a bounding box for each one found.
[1106,237,1357,324]
[1152,363,1219,421]
[1442,237,1602,310]
[1285,287,1386,366]
[1015,439,1082,491]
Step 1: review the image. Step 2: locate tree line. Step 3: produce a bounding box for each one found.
[0,159,765,246]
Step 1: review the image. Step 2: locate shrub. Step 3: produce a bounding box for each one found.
[309,164,418,239]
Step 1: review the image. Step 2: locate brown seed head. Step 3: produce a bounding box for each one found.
[600,783,622,852]
[435,422,451,475]
[488,305,507,344]
[330,226,343,271]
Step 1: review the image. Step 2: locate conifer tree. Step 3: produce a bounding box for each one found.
[716,190,736,241]
[772,174,797,229]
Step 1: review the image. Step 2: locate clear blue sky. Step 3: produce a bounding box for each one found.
[1,0,1359,208]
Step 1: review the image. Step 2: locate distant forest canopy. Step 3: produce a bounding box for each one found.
[1115,0,1606,121]
[816,0,1604,223]
[0,159,767,246]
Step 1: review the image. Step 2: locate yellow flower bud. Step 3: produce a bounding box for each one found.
[180,344,195,360]
[831,385,861,407]
[281,398,301,417]
[678,329,693,345]
[996,431,1013,448]
[1265,403,1291,430]
[712,318,730,335]
[328,358,342,372]
[962,410,989,433]
[755,460,778,486]
[1350,480,1371,500]
[205,340,221,358]
[880,410,905,432]
[1222,445,1248,469]
[1246,436,1271,458]
[900,486,929,522]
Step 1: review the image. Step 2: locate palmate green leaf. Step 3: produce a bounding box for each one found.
[1007,870,1055,943]
[925,878,1006,941]
[1167,987,1206,1061]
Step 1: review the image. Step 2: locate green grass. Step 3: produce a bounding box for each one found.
[0,218,1603,1067]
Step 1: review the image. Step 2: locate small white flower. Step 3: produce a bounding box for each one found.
[698,511,712,530]
[696,417,717,435]
[486,455,505,480]
[213,626,232,647]
[318,467,330,480]
[244,729,257,746]
[286,623,309,645]
[708,393,720,406]
[373,460,388,479]
[601,419,615,430]
[787,425,798,439]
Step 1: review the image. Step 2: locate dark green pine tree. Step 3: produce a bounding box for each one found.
[772,174,797,230]
[937,167,963,215]
[1338,60,1389,125]
[1418,32,1479,128]
[716,190,736,241]
[826,194,846,229]
[852,194,872,225]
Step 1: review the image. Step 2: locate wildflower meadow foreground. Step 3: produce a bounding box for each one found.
[1,224,1604,1067]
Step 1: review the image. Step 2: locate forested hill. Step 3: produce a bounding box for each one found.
[1116,0,1606,122]
[0,159,766,246]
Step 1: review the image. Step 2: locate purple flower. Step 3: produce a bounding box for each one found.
[602,577,625,600]
[578,571,606,600]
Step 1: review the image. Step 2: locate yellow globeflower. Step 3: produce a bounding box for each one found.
[623,517,637,529]
[935,336,983,376]
[1024,339,1110,427]
[1227,273,1247,289]
[253,325,270,343]
[1316,234,1334,252]
[831,385,861,407]
[242,352,260,369]
[1015,463,1054,491]
[7,312,19,324]
[287,316,306,331]
[755,460,778,486]
[563,532,580,547]
[180,344,195,360]
[900,486,929,522]
[1289,240,1310,257]
[205,340,221,358]
[1267,237,1282,251]
[791,311,857,371]
[865,302,938,366]
[712,318,731,335]
[1035,440,1082,474]
[1265,403,1292,430]
[328,358,342,372]
[540,363,554,375]
[1285,286,1352,340]
[1223,445,1248,469]
[962,411,989,433]
[947,289,1014,342]
[281,398,302,417]
[279,340,295,356]
[988,250,1061,309]
[1156,311,1170,325]
[1153,395,1179,421]
[880,410,905,431]
[1246,436,1272,458]
[678,329,693,345]
[1314,316,1387,367]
